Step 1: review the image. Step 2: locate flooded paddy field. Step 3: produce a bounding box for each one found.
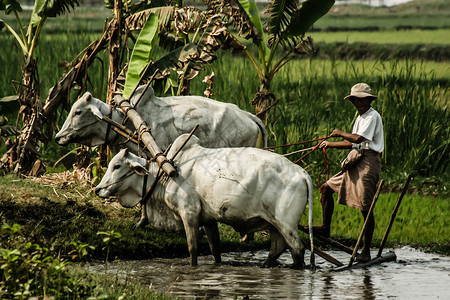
[90,246,449,299]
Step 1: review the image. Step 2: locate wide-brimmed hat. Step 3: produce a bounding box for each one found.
[344,83,377,101]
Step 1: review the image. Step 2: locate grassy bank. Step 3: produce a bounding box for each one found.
[312,29,450,45]
[314,0,450,30]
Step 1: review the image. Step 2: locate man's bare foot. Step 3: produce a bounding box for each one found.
[355,252,371,263]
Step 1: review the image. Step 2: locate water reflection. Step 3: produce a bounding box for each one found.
[90,247,450,299]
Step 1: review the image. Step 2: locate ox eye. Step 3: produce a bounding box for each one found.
[113,164,121,170]
[73,110,82,116]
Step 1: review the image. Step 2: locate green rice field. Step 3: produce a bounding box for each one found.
[312,29,450,45]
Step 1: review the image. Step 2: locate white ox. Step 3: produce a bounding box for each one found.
[55,85,267,154]
[95,134,313,268]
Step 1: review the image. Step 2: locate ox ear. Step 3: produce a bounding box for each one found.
[89,104,104,120]
[80,92,92,102]
[128,159,149,176]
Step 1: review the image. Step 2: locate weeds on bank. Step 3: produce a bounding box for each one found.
[0,222,94,298]
[0,221,172,299]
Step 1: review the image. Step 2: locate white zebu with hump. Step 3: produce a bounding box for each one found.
[55,85,267,153]
[95,134,313,268]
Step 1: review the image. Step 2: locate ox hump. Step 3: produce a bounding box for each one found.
[167,134,202,158]
[129,85,155,106]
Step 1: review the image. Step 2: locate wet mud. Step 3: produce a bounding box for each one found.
[90,247,449,299]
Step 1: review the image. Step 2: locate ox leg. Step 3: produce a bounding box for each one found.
[132,204,149,229]
[182,217,200,267]
[277,226,305,269]
[204,222,222,264]
[263,227,287,268]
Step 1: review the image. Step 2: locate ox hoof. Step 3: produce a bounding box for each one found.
[132,218,149,230]
[262,259,280,268]
[290,262,306,270]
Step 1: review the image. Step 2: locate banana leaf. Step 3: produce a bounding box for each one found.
[283,0,335,38]
[238,0,270,62]
[123,13,159,99]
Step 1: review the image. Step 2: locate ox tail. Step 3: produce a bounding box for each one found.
[306,175,315,268]
[247,112,268,148]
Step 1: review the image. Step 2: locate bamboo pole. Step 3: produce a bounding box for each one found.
[299,225,355,255]
[114,95,176,177]
[377,174,412,257]
[348,179,384,267]
[312,246,343,267]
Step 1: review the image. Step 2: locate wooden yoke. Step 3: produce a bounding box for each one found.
[114,95,177,177]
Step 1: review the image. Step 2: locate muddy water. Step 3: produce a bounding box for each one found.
[90,247,449,299]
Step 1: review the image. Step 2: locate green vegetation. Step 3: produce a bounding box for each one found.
[312,29,450,45]
[188,55,449,191]
[0,221,171,299]
[314,0,450,30]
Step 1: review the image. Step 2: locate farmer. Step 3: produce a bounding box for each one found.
[316,83,384,263]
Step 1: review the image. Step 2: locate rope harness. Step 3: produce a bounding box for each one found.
[98,171,136,190]
[264,135,333,186]
[139,125,198,206]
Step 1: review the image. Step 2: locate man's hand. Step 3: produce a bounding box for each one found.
[330,129,342,137]
[319,140,329,149]
[320,129,346,149]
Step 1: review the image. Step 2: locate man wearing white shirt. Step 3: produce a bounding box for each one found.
[316,83,384,263]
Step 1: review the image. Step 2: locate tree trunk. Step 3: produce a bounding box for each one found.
[0,58,44,175]
[99,0,123,167]
[252,82,277,125]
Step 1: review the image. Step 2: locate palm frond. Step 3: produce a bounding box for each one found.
[271,0,333,50]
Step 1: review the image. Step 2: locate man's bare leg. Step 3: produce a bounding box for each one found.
[356,210,374,263]
[313,183,334,238]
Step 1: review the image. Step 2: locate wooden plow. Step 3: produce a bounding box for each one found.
[300,175,412,271]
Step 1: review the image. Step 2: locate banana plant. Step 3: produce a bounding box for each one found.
[0,0,82,174]
[0,0,82,66]
[204,0,335,122]
[122,5,243,98]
